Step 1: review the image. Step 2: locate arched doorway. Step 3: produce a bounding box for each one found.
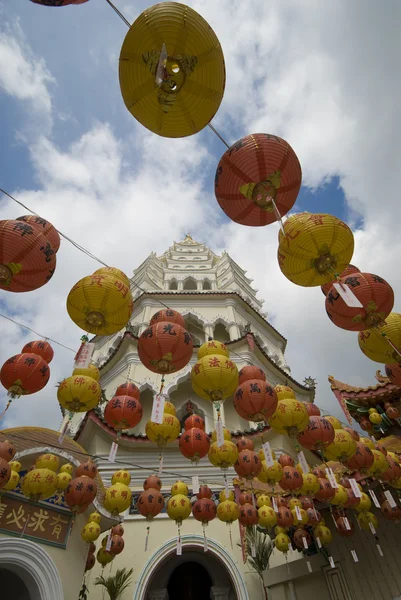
[167,561,212,600]
[0,568,31,600]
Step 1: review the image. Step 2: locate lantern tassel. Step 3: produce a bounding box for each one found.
[229,523,233,549]
[0,399,12,422]
[144,525,150,552]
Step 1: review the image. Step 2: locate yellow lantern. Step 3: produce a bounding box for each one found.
[191,354,238,403]
[219,489,234,502]
[167,494,191,524]
[60,463,73,475]
[360,437,375,450]
[355,493,372,513]
[104,483,132,515]
[314,525,332,546]
[291,507,308,526]
[258,448,276,461]
[274,385,296,400]
[299,473,319,496]
[119,2,225,139]
[67,272,133,336]
[258,506,277,529]
[325,416,342,430]
[277,212,354,287]
[275,526,288,535]
[89,511,101,524]
[57,375,102,413]
[81,521,101,542]
[257,494,272,508]
[357,511,378,532]
[97,547,114,567]
[171,481,189,496]
[275,533,291,553]
[146,413,180,446]
[391,477,401,490]
[198,340,229,360]
[212,428,232,443]
[73,364,100,381]
[56,472,71,492]
[330,484,348,506]
[164,401,176,416]
[324,430,357,462]
[93,267,130,287]
[3,470,20,491]
[269,398,309,437]
[257,460,283,485]
[369,412,383,424]
[288,498,302,509]
[358,313,401,364]
[22,468,57,501]
[367,449,389,477]
[208,441,238,469]
[9,460,21,473]
[35,453,59,472]
[112,470,131,485]
[217,500,239,523]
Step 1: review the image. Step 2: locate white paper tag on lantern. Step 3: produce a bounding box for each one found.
[369,522,376,535]
[251,543,256,557]
[155,43,168,86]
[384,490,397,508]
[263,442,274,467]
[74,342,95,369]
[313,507,318,520]
[329,556,335,569]
[351,550,359,563]
[369,489,380,508]
[58,421,69,445]
[192,476,200,494]
[272,497,278,513]
[151,394,165,424]
[224,480,230,499]
[302,536,309,549]
[349,478,362,498]
[326,468,338,489]
[333,283,363,308]
[176,537,182,555]
[344,517,351,531]
[106,529,113,552]
[108,442,118,463]
[295,506,302,521]
[158,455,164,477]
[376,544,384,557]
[216,419,225,448]
[307,561,312,573]
[316,537,322,549]
[297,451,309,473]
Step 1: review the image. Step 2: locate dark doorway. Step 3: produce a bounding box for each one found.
[0,569,31,600]
[167,561,212,600]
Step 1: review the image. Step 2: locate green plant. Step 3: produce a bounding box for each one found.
[94,567,134,600]
[238,528,272,600]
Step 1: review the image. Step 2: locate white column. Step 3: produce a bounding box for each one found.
[228,322,240,340]
[178,280,184,291]
[148,590,169,600]
[210,587,230,600]
[205,323,214,341]
[197,280,203,291]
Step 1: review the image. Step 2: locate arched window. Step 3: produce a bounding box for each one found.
[183,277,197,290]
[203,280,211,290]
[169,280,178,290]
[214,322,230,343]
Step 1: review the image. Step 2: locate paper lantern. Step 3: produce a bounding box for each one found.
[381,500,401,521]
[111,525,124,536]
[97,548,113,567]
[238,366,266,385]
[306,508,320,527]
[314,525,332,545]
[138,321,193,374]
[288,498,301,509]
[85,553,96,572]
[269,398,309,436]
[278,213,354,287]
[215,133,301,227]
[0,219,57,292]
[36,454,59,472]
[0,440,15,461]
[184,414,205,431]
[292,508,308,527]
[104,395,143,431]
[354,493,372,513]
[60,463,73,475]
[367,449,389,477]
[1,353,50,398]
[150,309,186,328]
[369,411,382,424]
[167,494,191,524]
[312,466,326,478]
[104,483,132,515]
[179,428,210,462]
[277,506,293,529]
[208,441,238,469]
[321,264,360,296]
[112,470,131,486]
[197,485,213,500]
[114,382,140,398]
[274,385,295,400]
[192,498,217,525]
[3,469,20,491]
[146,413,180,446]
[258,506,277,529]
[236,437,254,452]
[81,522,101,542]
[198,340,229,359]
[234,449,261,479]
[31,0,89,5]
[257,460,283,485]
[171,481,189,496]
[330,485,348,507]
[93,267,129,287]
[192,354,239,403]
[219,489,234,502]
[324,429,357,463]
[305,403,321,417]
[67,272,133,336]
[278,454,295,468]
[325,416,342,430]
[22,467,56,500]
[239,503,258,527]
[234,380,278,421]
[65,476,97,513]
[57,375,101,413]
[256,494,271,507]
[315,478,335,502]
[345,441,374,473]
[0,458,11,490]
[211,428,231,443]
[217,500,239,524]
[56,472,71,492]
[144,475,162,491]
[108,535,125,556]
[386,406,401,420]
[21,340,54,364]
[336,516,354,537]
[325,273,394,331]
[138,488,165,520]
[343,427,360,441]
[297,416,335,451]
[258,447,276,461]
[119,2,225,138]
[360,437,375,450]
[359,313,401,364]
[275,533,291,553]
[16,215,60,252]
[76,459,98,479]
[238,492,253,506]
[279,466,303,492]
[299,473,320,496]
[293,528,311,549]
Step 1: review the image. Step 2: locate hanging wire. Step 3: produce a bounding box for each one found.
[207,123,230,148]
[103,0,131,28]
[0,312,76,353]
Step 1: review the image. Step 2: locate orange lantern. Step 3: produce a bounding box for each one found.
[76,460,98,479]
[104,395,143,431]
[16,215,60,253]
[277,506,293,529]
[312,466,326,479]
[293,529,311,549]
[315,478,335,502]
[343,489,360,509]
[381,457,401,482]
[297,416,335,451]
[85,553,96,572]
[197,485,213,500]
[387,406,401,420]
[236,437,254,452]
[0,219,57,292]
[306,508,320,527]
[321,264,360,295]
[144,474,162,491]
[239,492,253,505]
[21,340,54,364]
[278,454,294,468]
[381,500,401,521]
[299,496,314,510]
[239,503,258,527]
[325,273,394,331]
[184,414,205,430]
[343,427,360,441]
[115,382,140,398]
[150,309,186,328]
[345,441,374,473]
[138,489,165,520]
[179,428,210,462]
[215,133,302,227]
[305,403,321,417]
[0,440,15,461]
[0,353,50,398]
[111,525,124,536]
[234,449,261,479]
[336,516,354,537]
[64,476,97,513]
[192,497,217,525]
[108,535,124,556]
[138,321,193,374]
[234,380,278,422]
[238,365,266,385]
[279,466,303,492]
[0,458,11,489]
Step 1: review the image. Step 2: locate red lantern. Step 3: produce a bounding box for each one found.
[85,553,96,572]
[312,467,326,479]
[179,428,210,462]
[111,524,124,536]
[236,437,254,452]
[276,497,288,508]
[344,489,360,508]
[315,478,335,501]
[278,454,295,468]
[64,476,97,513]
[234,450,261,479]
[16,215,60,251]
[104,395,143,431]
[138,322,193,374]
[239,492,254,505]
[215,133,301,227]
[336,516,354,537]
[385,363,401,387]
[381,500,401,521]
[325,273,394,331]
[138,488,164,520]
[386,406,400,420]
[76,460,98,479]
[279,466,303,492]
[238,366,266,385]
[239,503,258,527]
[21,340,54,364]
[277,506,293,528]
[192,497,217,524]
[197,485,213,500]
[306,508,320,527]
[344,427,360,441]
[0,353,50,397]
[297,416,335,451]
[305,403,321,417]
[339,478,351,489]
[150,309,186,328]
[375,443,387,456]
[360,418,373,431]
[109,535,124,556]
[114,382,140,399]
[184,414,205,431]
[0,440,15,461]
[144,475,162,491]
[0,458,11,489]
[299,496,313,510]
[234,380,278,422]
[293,529,311,549]
[381,458,401,482]
[0,219,57,292]
[321,264,361,296]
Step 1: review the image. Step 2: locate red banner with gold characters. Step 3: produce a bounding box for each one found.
[0,493,72,548]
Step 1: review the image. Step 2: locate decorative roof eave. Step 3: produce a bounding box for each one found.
[328,373,401,402]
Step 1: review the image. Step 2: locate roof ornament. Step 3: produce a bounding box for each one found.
[303,376,317,389]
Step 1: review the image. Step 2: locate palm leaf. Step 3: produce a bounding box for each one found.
[94,567,134,600]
